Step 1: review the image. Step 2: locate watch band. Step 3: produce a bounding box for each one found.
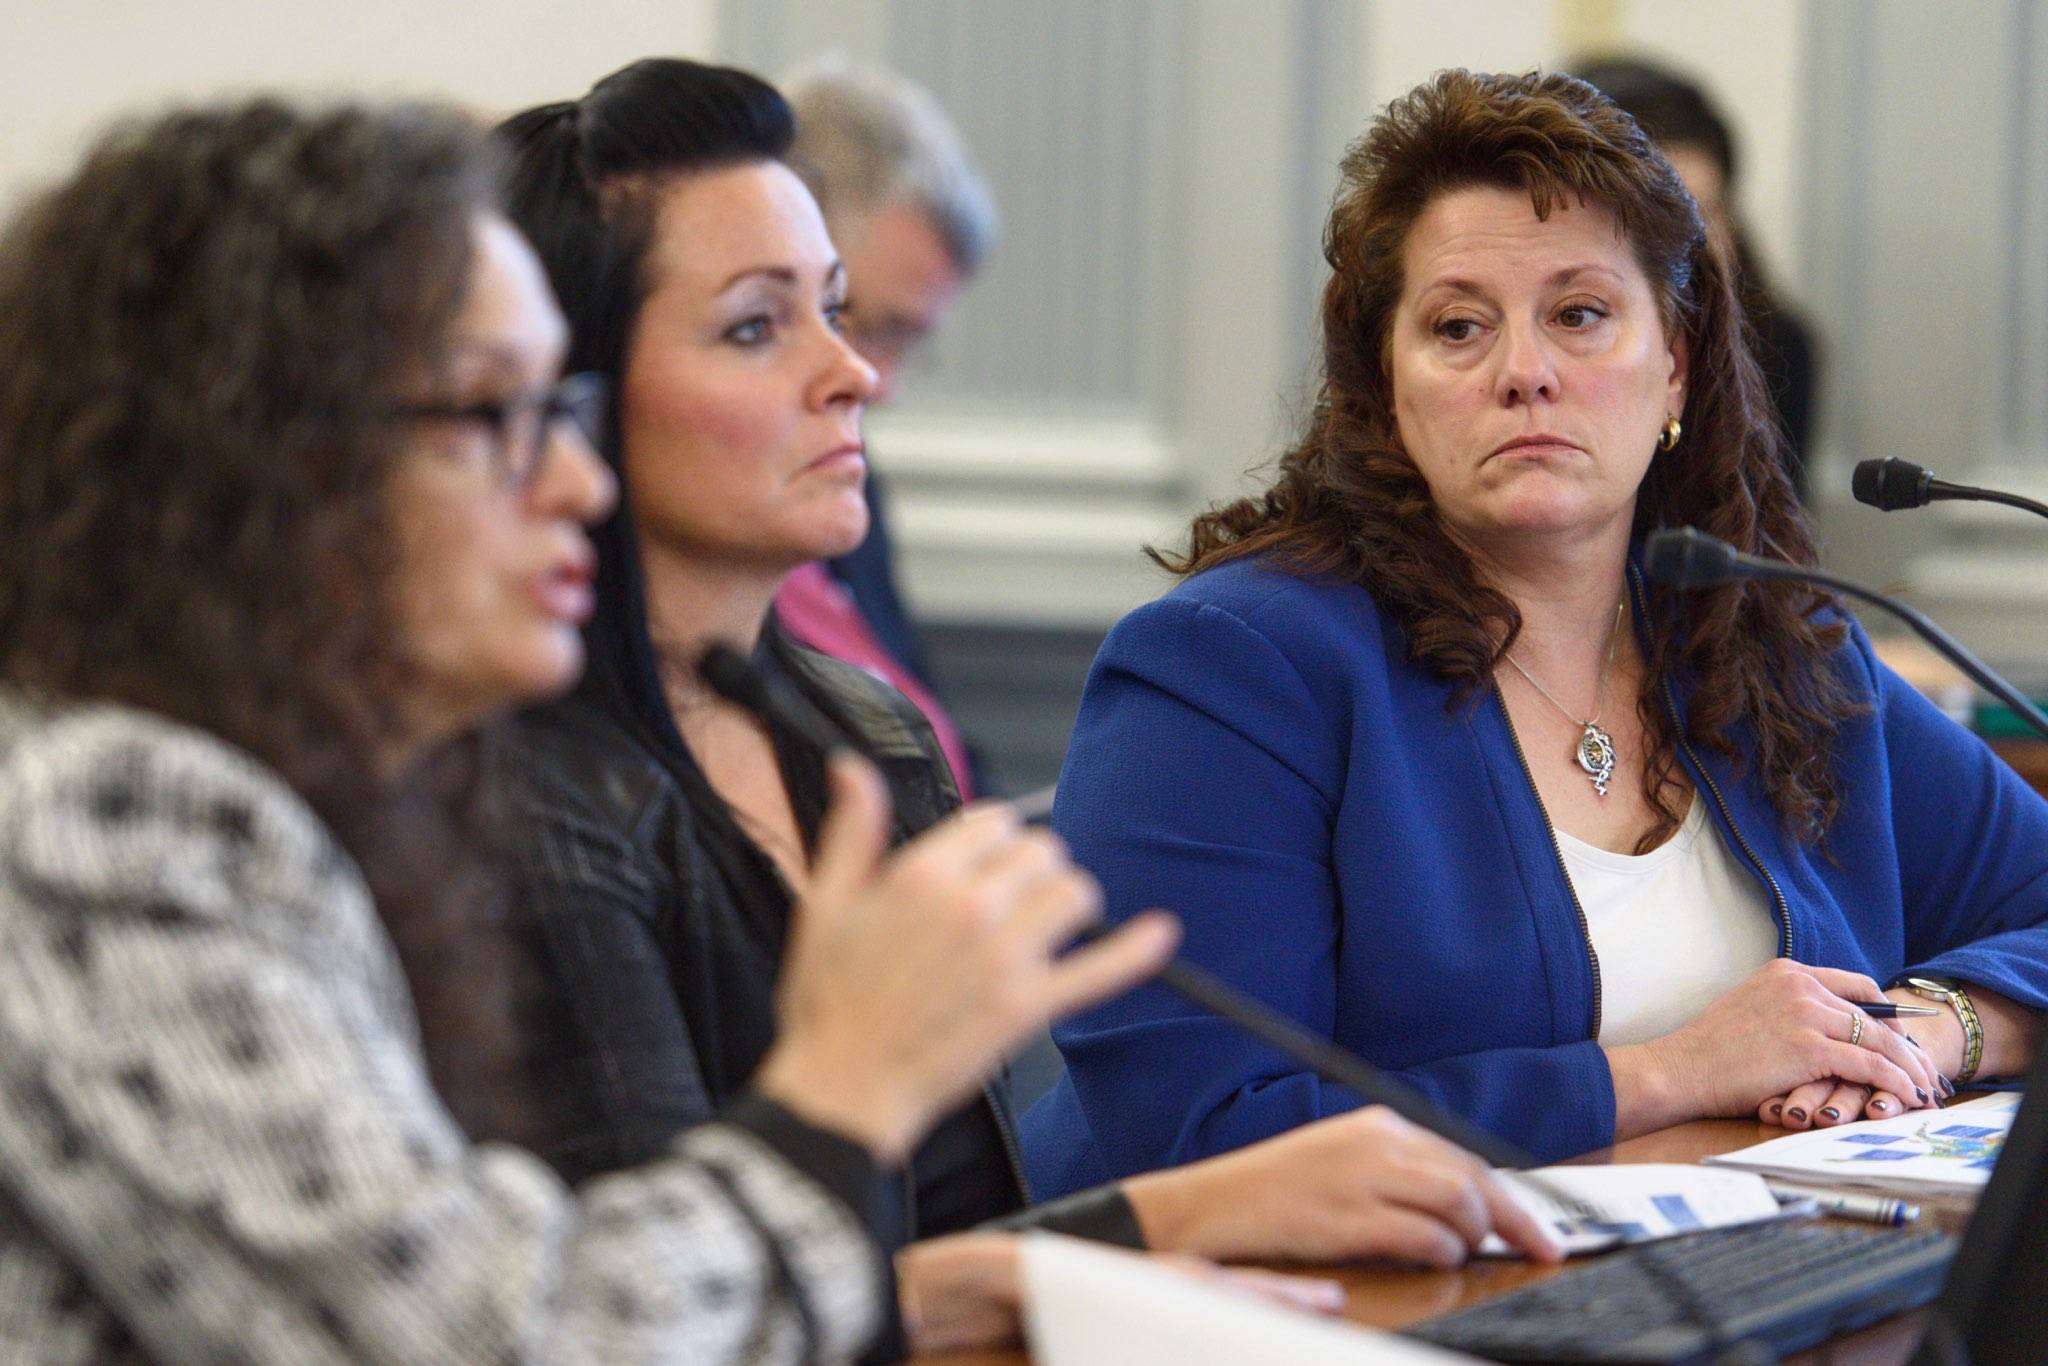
[1907,977,1985,1085]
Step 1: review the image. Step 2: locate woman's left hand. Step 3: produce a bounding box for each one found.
[895,1233,1345,1355]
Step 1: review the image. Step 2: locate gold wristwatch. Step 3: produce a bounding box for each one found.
[1905,976,1984,1085]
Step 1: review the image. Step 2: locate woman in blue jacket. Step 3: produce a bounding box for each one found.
[1026,69,2048,1188]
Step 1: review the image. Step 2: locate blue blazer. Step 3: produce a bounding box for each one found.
[1023,555,2048,1192]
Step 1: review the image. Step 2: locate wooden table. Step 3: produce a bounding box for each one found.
[916,1114,1978,1364]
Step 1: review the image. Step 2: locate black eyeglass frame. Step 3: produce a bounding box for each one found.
[393,371,607,489]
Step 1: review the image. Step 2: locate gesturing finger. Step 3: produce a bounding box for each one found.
[805,755,895,914]
[1035,911,1179,1022]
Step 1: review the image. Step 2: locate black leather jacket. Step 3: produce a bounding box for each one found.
[501,637,1144,1252]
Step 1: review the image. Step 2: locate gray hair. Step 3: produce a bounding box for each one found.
[781,55,998,274]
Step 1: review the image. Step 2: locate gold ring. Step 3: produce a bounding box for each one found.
[1848,1011,1865,1047]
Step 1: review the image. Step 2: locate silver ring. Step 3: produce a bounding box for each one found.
[1848,1010,1865,1048]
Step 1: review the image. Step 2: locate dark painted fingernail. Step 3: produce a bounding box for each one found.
[1787,1107,1807,1122]
[1819,1106,1841,1121]
[1907,1035,1923,1048]
[1939,1076,1955,1097]
[1768,1102,1783,1118]
[1915,1087,1929,1103]
[1870,1097,1891,1112]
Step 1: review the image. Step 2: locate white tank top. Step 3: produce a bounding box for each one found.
[1553,796,1780,1047]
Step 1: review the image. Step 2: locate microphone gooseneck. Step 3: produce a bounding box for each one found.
[1852,457,2048,522]
[1642,528,2048,743]
[696,641,1534,1170]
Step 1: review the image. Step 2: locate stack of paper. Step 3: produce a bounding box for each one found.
[1485,1164,1795,1256]
[1020,1233,1482,1364]
[1703,1092,2018,1194]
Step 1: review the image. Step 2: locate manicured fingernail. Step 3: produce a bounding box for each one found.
[1915,1087,1929,1104]
[1819,1106,1840,1121]
[1939,1076,1955,1097]
[1907,1035,1923,1048]
[1768,1102,1783,1118]
[1787,1107,1806,1122]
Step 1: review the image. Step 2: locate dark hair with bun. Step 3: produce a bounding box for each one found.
[496,58,795,746]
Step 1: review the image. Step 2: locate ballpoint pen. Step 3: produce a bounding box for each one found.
[1846,1001,1943,1018]
[1766,1183,1920,1227]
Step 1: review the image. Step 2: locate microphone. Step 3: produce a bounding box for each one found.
[696,642,1534,1169]
[1852,457,2048,522]
[1852,457,1933,511]
[1642,528,2048,743]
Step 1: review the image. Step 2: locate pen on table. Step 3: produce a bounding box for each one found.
[1847,1001,1943,1018]
[1766,1182,1920,1227]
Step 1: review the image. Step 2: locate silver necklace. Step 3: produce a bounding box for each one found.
[1503,601,1625,797]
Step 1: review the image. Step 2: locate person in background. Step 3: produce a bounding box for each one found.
[1572,55,1820,499]
[0,97,1174,1363]
[775,56,996,795]
[1025,69,2046,1197]
[495,59,1559,1337]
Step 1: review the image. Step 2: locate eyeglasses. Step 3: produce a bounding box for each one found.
[394,371,607,489]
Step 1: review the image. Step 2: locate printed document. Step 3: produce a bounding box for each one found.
[1703,1092,2018,1194]
[1021,1233,1482,1364]
[1483,1164,1794,1256]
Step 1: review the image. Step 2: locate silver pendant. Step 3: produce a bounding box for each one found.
[1576,723,1617,796]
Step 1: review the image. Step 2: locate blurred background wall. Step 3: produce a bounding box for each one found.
[7,0,2045,788]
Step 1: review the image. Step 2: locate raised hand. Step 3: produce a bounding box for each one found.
[755,754,1180,1162]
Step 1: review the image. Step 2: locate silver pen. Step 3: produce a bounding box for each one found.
[1766,1182,1919,1227]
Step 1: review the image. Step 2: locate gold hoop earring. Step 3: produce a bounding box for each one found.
[1657,415,1682,452]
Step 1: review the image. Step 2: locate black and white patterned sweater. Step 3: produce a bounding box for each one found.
[0,700,888,1363]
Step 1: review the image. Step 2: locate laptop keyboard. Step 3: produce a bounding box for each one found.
[1406,1220,1956,1363]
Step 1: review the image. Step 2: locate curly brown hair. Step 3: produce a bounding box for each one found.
[1158,69,1856,849]
[0,99,532,1139]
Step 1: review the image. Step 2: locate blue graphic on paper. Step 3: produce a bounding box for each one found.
[1651,1195,1703,1231]
[1821,1116,2007,1173]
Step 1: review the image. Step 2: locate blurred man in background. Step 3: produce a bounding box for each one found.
[774,57,998,794]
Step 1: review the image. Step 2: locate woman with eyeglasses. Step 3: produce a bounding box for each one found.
[0,97,1173,1362]
[494,59,1559,1350]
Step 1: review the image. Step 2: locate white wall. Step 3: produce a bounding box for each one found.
[3,0,720,206]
